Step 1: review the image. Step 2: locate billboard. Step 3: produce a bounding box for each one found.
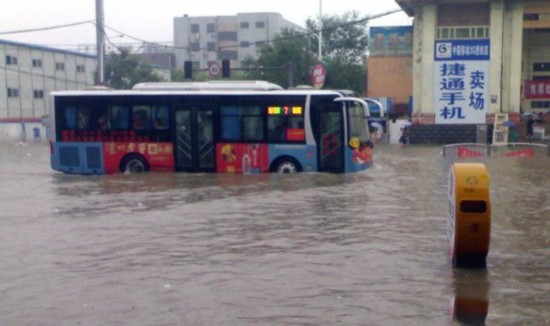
[434,40,490,124]
[525,80,550,99]
[369,26,413,57]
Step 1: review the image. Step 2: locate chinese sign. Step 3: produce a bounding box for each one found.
[311,62,326,89]
[369,26,413,57]
[102,142,174,173]
[525,80,550,99]
[434,40,490,124]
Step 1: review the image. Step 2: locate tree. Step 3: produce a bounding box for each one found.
[241,28,317,88]
[243,13,368,93]
[104,47,164,89]
[306,11,369,64]
[305,11,368,93]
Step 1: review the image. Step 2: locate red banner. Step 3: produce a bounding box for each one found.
[457,146,484,158]
[504,148,534,158]
[525,80,550,99]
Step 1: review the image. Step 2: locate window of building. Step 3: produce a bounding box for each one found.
[256,21,265,28]
[218,31,237,41]
[33,90,44,99]
[240,22,249,29]
[240,41,250,48]
[77,65,86,73]
[207,23,215,33]
[55,62,65,71]
[220,50,238,61]
[455,27,470,38]
[6,55,18,65]
[7,88,20,98]
[436,26,489,40]
[524,14,539,21]
[207,42,216,52]
[191,24,199,33]
[32,59,43,68]
[533,63,550,72]
[190,42,200,52]
[531,101,550,109]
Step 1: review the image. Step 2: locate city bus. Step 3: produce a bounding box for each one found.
[49,81,373,174]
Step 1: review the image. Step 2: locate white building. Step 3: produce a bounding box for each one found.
[0,39,97,141]
[173,12,304,71]
[396,0,550,124]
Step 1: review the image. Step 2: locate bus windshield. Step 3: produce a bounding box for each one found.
[347,102,370,144]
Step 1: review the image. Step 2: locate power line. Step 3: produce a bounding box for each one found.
[0,21,94,36]
[0,2,426,56]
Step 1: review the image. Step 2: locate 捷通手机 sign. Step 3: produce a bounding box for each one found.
[434,40,490,124]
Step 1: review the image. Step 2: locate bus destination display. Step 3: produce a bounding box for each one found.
[267,106,303,116]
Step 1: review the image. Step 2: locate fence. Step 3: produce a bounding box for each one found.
[442,142,549,170]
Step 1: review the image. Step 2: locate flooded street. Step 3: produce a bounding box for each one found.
[0,141,548,325]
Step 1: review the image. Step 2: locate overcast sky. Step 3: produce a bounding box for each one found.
[1,0,412,50]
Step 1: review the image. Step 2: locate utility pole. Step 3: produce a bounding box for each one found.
[318,0,323,61]
[95,0,105,85]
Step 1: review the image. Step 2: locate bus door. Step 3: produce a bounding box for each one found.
[175,107,215,172]
[318,106,344,173]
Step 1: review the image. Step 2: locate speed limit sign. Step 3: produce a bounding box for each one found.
[208,62,221,76]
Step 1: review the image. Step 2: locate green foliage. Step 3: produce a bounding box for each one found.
[241,28,317,89]
[242,12,368,93]
[104,47,164,89]
[306,11,369,94]
[306,11,369,64]
[323,57,366,94]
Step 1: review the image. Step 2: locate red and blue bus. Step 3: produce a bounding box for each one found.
[49,81,373,174]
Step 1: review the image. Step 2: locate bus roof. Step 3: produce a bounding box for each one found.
[50,88,349,97]
[132,80,284,91]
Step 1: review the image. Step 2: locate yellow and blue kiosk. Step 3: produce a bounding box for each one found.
[448,163,491,268]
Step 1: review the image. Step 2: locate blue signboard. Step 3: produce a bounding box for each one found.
[434,40,490,61]
[434,39,490,124]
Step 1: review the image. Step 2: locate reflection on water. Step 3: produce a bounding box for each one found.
[452,269,490,324]
[0,141,548,325]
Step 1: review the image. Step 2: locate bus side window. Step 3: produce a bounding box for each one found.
[268,116,286,142]
[152,106,169,130]
[133,106,150,130]
[77,107,89,129]
[91,107,109,131]
[64,106,78,129]
[242,116,263,141]
[221,105,241,140]
[109,106,130,130]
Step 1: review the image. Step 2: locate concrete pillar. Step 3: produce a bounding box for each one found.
[413,4,437,115]
[489,0,504,114]
[504,2,524,114]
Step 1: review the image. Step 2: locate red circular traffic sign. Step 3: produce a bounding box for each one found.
[208,63,221,76]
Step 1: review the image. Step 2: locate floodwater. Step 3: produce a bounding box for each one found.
[0,141,548,325]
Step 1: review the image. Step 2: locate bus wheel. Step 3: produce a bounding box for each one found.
[121,155,149,174]
[272,157,301,173]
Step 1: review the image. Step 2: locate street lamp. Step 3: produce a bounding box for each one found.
[95,0,105,85]
[318,0,322,61]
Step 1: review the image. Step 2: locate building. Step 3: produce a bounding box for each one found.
[367,26,413,116]
[1,39,97,140]
[173,13,303,72]
[395,0,550,143]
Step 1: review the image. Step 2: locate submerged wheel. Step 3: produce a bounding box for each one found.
[121,155,149,174]
[272,157,302,174]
